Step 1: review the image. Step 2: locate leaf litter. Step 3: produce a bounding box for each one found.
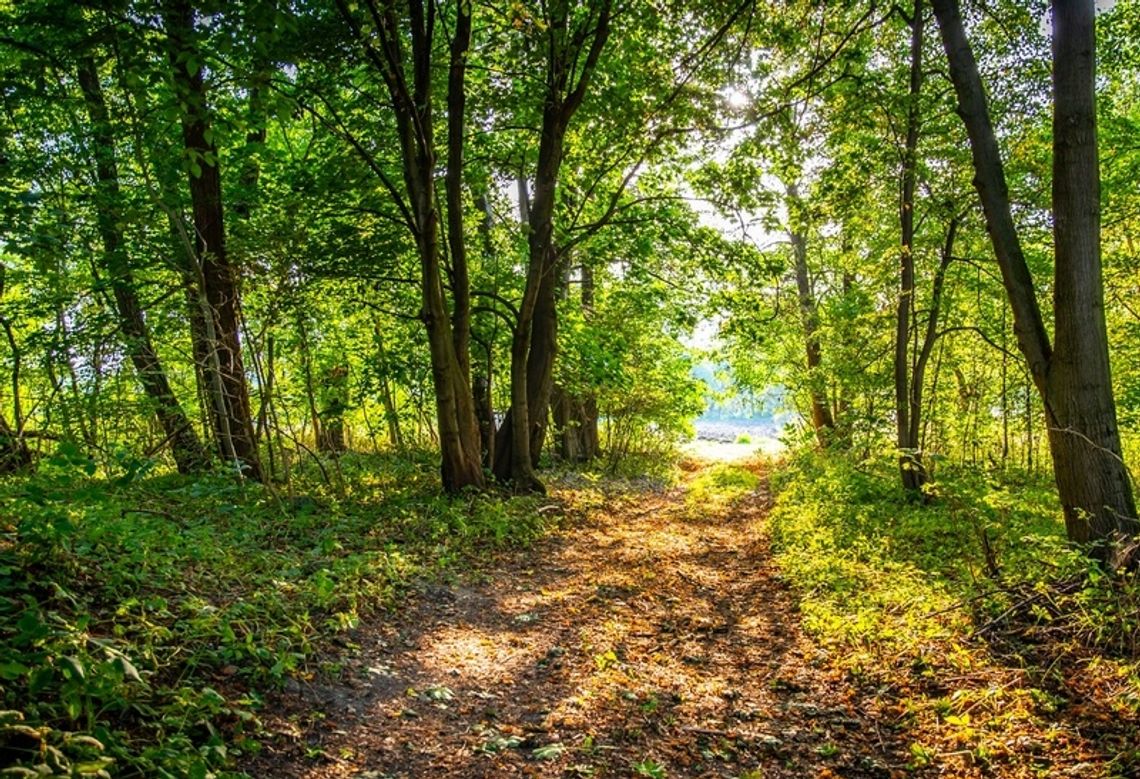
[245,460,933,777]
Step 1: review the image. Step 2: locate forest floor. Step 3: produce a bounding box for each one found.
[246,459,911,778]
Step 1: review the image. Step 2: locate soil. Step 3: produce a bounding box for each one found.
[245,461,910,778]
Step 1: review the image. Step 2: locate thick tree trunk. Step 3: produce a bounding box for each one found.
[165,0,262,481]
[933,0,1137,564]
[527,262,559,464]
[493,154,561,489]
[895,0,925,494]
[1047,0,1137,557]
[787,184,835,443]
[77,57,209,475]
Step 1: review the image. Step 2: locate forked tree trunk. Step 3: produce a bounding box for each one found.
[165,0,262,481]
[493,124,566,492]
[76,56,209,475]
[933,0,1137,565]
[493,0,612,491]
[334,0,483,492]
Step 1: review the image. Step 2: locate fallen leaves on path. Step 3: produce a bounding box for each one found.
[248,461,907,778]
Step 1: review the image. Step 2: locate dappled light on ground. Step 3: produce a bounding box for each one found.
[249,461,907,778]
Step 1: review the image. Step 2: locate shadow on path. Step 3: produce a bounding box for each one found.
[247,462,908,778]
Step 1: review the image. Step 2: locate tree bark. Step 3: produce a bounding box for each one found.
[933,0,1137,564]
[895,0,925,493]
[335,0,483,492]
[493,0,612,489]
[787,183,835,444]
[165,0,262,481]
[1048,0,1137,557]
[76,56,209,475]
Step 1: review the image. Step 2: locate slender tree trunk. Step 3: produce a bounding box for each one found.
[473,194,498,470]
[554,262,599,461]
[297,317,323,448]
[787,183,835,443]
[76,57,209,474]
[908,216,958,471]
[165,0,262,481]
[933,0,1137,564]
[895,0,925,493]
[0,265,32,473]
[447,2,474,383]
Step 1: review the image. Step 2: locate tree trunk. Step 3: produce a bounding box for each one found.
[319,365,348,453]
[165,0,262,481]
[895,0,924,493]
[473,194,498,470]
[0,413,31,474]
[374,324,404,449]
[574,264,602,461]
[933,0,1137,565]
[493,139,561,490]
[0,264,32,473]
[527,258,560,465]
[554,262,599,461]
[297,317,323,449]
[908,216,958,474]
[1047,0,1137,558]
[787,183,835,443]
[492,0,612,490]
[76,56,209,475]
[336,0,484,492]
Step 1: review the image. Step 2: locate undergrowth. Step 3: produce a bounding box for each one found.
[769,450,1140,776]
[0,444,550,778]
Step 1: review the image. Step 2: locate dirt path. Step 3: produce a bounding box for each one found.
[249,462,907,778]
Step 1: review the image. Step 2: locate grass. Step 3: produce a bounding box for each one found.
[685,461,761,513]
[0,445,551,778]
[768,450,1140,776]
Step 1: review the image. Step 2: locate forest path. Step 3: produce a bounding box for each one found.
[250,460,906,778]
